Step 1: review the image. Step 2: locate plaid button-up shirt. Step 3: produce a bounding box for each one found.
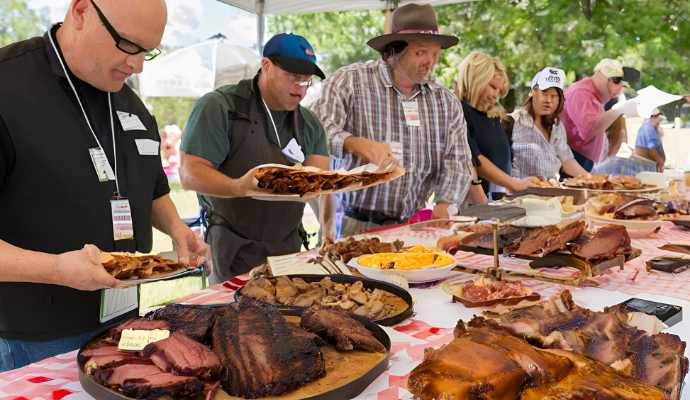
[310,59,472,219]
[511,109,575,180]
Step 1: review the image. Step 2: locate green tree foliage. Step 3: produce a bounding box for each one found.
[0,0,46,47]
[270,10,385,76]
[269,0,690,110]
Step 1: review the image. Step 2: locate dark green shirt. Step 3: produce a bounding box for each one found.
[181,83,329,168]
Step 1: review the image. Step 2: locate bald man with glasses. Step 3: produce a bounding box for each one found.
[0,0,206,370]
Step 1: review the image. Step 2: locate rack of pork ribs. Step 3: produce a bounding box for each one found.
[439,221,637,274]
[101,253,187,280]
[408,290,688,400]
[78,299,385,399]
[253,166,396,196]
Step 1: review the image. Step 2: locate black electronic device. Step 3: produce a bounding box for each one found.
[646,256,690,273]
[621,297,683,327]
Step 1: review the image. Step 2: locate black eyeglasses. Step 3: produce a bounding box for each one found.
[651,113,663,118]
[609,76,624,85]
[90,0,161,61]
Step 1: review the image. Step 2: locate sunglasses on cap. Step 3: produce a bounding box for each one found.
[90,0,161,61]
[609,76,624,85]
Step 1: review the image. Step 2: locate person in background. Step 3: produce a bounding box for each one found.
[0,0,206,371]
[311,3,473,236]
[455,51,534,199]
[561,58,639,171]
[635,108,666,171]
[180,33,334,282]
[511,67,588,180]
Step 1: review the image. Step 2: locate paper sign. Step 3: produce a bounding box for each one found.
[118,329,170,351]
[631,85,683,118]
[100,286,138,323]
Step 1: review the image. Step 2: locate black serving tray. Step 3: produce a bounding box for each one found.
[235,274,413,326]
[78,306,391,400]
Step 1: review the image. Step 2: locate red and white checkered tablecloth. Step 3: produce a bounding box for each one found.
[2,221,689,399]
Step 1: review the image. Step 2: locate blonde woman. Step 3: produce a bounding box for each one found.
[456,51,532,201]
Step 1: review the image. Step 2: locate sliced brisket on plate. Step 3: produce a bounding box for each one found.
[142,331,221,379]
[147,304,218,343]
[212,299,325,398]
[94,364,203,399]
[300,307,385,353]
[570,224,631,261]
[542,221,586,255]
[505,225,560,256]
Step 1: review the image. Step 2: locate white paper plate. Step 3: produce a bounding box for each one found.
[348,258,457,284]
[587,214,664,237]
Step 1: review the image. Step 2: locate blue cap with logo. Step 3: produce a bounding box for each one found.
[263,33,325,80]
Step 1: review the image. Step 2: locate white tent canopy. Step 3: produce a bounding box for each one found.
[217,0,475,52]
[138,38,260,98]
[217,0,473,15]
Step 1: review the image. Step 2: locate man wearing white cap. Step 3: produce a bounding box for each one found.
[512,67,588,180]
[561,59,639,171]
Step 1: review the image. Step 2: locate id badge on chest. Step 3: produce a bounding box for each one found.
[89,148,116,182]
[111,197,134,241]
[281,137,306,164]
[402,100,421,127]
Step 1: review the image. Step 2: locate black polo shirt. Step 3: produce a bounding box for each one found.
[462,101,512,194]
[0,25,169,339]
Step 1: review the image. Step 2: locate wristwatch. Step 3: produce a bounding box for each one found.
[471,178,483,185]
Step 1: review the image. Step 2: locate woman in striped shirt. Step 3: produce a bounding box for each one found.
[511,67,588,180]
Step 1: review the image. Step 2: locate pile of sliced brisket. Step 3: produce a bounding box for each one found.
[79,298,385,399]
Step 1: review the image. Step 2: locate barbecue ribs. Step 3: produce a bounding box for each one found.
[211,299,325,398]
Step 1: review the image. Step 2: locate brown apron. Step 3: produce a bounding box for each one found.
[204,78,305,282]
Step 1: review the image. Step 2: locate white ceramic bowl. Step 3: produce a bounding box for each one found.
[348,258,457,284]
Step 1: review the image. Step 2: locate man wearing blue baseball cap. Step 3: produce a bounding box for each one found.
[179,33,332,281]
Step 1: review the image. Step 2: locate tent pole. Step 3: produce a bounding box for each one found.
[256,0,265,53]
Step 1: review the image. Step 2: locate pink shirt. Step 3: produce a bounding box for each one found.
[560,77,605,162]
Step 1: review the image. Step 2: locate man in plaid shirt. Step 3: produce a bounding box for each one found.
[311,3,473,236]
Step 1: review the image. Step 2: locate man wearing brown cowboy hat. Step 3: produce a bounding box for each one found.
[311,3,472,236]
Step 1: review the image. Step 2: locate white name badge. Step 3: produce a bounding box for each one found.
[282,137,305,163]
[402,100,421,127]
[111,198,134,241]
[88,148,116,182]
[100,286,138,323]
[135,139,160,156]
[116,111,147,131]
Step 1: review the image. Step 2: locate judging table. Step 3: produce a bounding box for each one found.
[1,221,689,400]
